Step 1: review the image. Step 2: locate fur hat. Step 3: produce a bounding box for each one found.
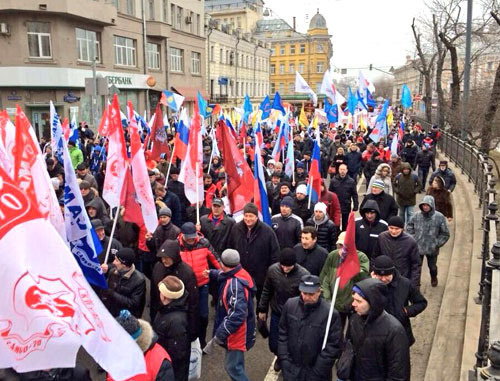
[158,276,185,300]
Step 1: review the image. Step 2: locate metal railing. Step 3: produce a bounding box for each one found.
[412,116,500,380]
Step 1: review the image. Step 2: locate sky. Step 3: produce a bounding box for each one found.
[264,0,429,79]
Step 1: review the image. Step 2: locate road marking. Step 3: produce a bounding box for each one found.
[264,358,279,381]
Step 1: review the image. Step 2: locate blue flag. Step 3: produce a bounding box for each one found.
[369,99,390,143]
[197,91,208,118]
[324,98,338,123]
[356,89,368,111]
[243,94,253,123]
[401,84,413,109]
[260,95,271,120]
[347,87,357,115]
[366,89,376,108]
[272,92,286,115]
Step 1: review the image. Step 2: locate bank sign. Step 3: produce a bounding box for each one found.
[107,76,133,86]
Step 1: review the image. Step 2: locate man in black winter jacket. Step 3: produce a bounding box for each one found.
[329,163,359,231]
[272,196,303,249]
[347,278,410,381]
[360,181,398,221]
[293,226,329,276]
[429,160,457,192]
[150,240,199,341]
[228,203,280,302]
[372,216,421,288]
[292,184,315,224]
[278,275,342,381]
[371,256,427,346]
[199,197,235,255]
[258,249,310,372]
[415,145,435,191]
[355,200,388,260]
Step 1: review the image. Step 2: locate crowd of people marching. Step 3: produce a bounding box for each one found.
[17,104,457,381]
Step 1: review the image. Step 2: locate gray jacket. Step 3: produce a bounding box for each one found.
[406,195,450,256]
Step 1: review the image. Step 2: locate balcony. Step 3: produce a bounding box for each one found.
[146,20,171,38]
[0,0,117,26]
[210,95,229,104]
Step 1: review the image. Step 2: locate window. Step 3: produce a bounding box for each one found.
[300,44,305,53]
[316,82,322,93]
[289,63,295,73]
[270,64,275,74]
[146,42,160,69]
[290,44,295,54]
[279,63,285,74]
[220,48,223,63]
[316,61,324,73]
[27,22,52,58]
[114,36,136,66]
[126,0,134,16]
[196,14,200,35]
[280,45,285,55]
[288,82,294,94]
[76,28,100,62]
[299,62,304,73]
[176,6,183,30]
[191,51,201,74]
[237,16,241,28]
[279,82,285,94]
[162,0,168,22]
[487,61,494,71]
[210,46,214,61]
[270,82,276,93]
[170,47,184,72]
[170,4,175,25]
[271,45,276,55]
[148,0,155,20]
[316,43,324,53]
[189,11,194,34]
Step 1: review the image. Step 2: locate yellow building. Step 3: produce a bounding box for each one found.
[254,10,332,105]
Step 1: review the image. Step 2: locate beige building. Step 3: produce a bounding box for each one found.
[0,0,206,140]
[205,0,264,34]
[392,56,423,105]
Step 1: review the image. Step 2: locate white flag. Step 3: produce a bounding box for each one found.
[359,70,376,95]
[295,71,318,106]
[0,167,146,380]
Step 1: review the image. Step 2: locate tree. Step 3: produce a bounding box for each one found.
[373,76,394,99]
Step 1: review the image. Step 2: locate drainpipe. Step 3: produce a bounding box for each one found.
[165,37,170,116]
[207,27,213,100]
[253,44,258,99]
[235,35,241,106]
[142,0,150,117]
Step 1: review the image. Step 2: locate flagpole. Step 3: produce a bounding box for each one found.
[207,147,214,174]
[322,277,340,350]
[308,176,313,209]
[195,162,200,225]
[243,137,246,160]
[165,144,176,182]
[103,206,121,265]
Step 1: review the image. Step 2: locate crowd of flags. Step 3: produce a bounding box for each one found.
[0,67,415,378]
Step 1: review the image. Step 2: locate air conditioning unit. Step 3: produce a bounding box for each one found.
[185,16,192,24]
[0,23,9,35]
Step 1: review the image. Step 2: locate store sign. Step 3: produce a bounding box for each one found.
[63,91,80,103]
[108,76,133,86]
[7,91,22,101]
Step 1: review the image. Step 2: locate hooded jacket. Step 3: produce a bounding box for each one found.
[393,163,422,206]
[406,195,450,256]
[305,214,338,252]
[390,157,403,183]
[360,190,398,222]
[278,295,342,381]
[258,263,310,316]
[355,200,388,259]
[366,163,393,196]
[348,278,410,381]
[328,173,359,214]
[293,242,329,276]
[429,167,457,192]
[211,265,256,351]
[150,241,199,340]
[86,198,112,233]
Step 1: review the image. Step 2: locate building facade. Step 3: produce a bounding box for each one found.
[205,0,263,34]
[0,0,206,140]
[253,10,333,106]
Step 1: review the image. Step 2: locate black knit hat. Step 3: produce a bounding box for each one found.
[243,202,259,216]
[279,248,297,266]
[372,255,395,275]
[157,239,180,258]
[116,248,136,267]
[387,216,404,229]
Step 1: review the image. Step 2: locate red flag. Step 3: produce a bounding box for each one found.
[150,103,170,161]
[335,212,360,288]
[239,120,247,144]
[120,167,144,227]
[98,105,111,137]
[216,120,254,214]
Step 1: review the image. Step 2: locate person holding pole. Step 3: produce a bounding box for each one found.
[277,274,342,381]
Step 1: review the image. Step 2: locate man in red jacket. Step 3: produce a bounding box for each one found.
[319,179,341,227]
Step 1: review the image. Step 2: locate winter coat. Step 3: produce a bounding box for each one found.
[178,233,220,287]
[345,149,363,175]
[305,215,338,253]
[166,179,190,222]
[393,163,422,206]
[69,145,84,168]
[347,278,410,381]
[146,222,181,254]
[278,296,342,381]
[293,243,329,276]
[199,212,235,255]
[328,174,359,214]
[416,150,436,170]
[401,144,418,168]
[360,191,398,222]
[97,236,123,264]
[355,200,388,259]
[83,192,108,222]
[320,250,370,313]
[373,231,421,288]
[292,196,314,225]
[153,293,190,381]
[101,265,146,318]
[364,157,382,182]
[271,213,303,249]
[390,158,403,183]
[407,195,450,256]
[426,187,453,218]
[228,219,280,290]
[158,191,182,228]
[77,172,98,191]
[429,167,456,192]
[258,263,310,316]
[210,265,256,351]
[366,163,393,196]
[319,182,341,227]
[385,270,427,346]
[150,242,199,340]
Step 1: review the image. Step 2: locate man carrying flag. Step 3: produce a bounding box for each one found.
[307,135,322,205]
[253,123,272,224]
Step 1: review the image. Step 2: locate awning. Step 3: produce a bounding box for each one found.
[172,86,208,101]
